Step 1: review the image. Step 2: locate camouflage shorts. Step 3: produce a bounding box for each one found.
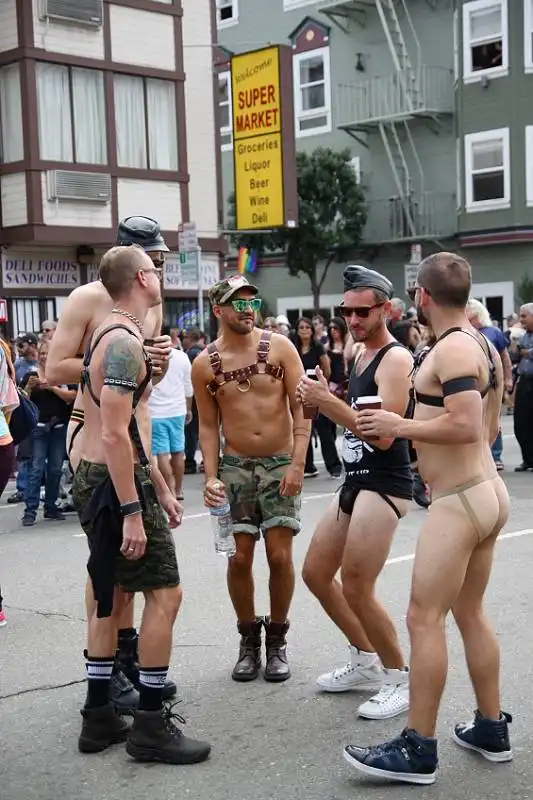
[72,460,180,593]
[219,454,301,539]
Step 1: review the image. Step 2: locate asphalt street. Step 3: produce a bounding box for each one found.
[1,414,532,800]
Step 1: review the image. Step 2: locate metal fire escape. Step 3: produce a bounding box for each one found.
[321,0,454,243]
[375,0,422,237]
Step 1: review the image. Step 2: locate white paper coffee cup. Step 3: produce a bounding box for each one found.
[355,395,382,410]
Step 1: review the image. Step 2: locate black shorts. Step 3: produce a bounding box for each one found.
[338,481,413,520]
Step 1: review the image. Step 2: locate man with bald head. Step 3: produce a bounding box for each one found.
[344,252,511,785]
[511,302,533,470]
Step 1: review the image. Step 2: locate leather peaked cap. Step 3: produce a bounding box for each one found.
[343,264,393,299]
[116,216,169,252]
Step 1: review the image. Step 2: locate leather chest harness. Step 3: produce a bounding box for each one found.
[206,330,284,397]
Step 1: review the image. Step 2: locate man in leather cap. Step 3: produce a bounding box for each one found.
[298,265,413,721]
[47,216,176,714]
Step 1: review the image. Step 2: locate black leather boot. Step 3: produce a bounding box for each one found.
[264,618,291,682]
[126,704,211,764]
[232,618,263,682]
[78,703,131,753]
[117,629,177,700]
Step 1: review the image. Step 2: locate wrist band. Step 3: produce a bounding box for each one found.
[121,501,142,517]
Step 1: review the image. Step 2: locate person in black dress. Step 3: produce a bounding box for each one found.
[293,318,342,478]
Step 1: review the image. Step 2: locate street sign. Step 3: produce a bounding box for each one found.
[404,264,419,294]
[178,221,198,253]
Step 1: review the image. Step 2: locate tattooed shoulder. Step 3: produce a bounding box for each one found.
[102,334,142,395]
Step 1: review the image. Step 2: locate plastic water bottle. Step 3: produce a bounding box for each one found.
[210,495,236,558]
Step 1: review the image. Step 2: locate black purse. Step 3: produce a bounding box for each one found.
[9,389,39,445]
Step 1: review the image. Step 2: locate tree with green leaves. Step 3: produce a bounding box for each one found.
[228,147,367,311]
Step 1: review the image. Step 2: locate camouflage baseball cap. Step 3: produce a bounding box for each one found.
[209,275,259,306]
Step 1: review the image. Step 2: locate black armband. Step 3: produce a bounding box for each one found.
[120,501,142,517]
[442,376,478,397]
[103,377,137,390]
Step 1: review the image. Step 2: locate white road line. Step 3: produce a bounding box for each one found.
[71,492,337,536]
[385,528,533,567]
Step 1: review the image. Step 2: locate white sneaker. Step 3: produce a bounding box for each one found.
[357,667,410,719]
[316,646,383,693]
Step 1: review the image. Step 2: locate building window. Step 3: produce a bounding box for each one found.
[36,63,107,164]
[293,47,332,138]
[218,72,232,151]
[0,64,23,164]
[216,0,238,28]
[462,0,507,81]
[525,0,533,71]
[526,127,533,206]
[114,75,178,170]
[464,128,510,212]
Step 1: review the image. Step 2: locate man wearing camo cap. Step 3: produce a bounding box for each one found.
[192,275,311,683]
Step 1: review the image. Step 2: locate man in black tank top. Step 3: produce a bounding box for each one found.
[346,253,511,785]
[297,265,414,721]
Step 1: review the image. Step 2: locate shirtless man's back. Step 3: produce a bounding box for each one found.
[347,252,512,785]
[192,276,311,683]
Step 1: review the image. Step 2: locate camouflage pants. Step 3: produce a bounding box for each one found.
[72,460,180,593]
[219,454,301,540]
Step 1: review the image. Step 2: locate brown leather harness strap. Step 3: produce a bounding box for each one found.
[206,330,284,397]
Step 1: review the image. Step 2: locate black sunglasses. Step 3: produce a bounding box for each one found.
[340,303,385,320]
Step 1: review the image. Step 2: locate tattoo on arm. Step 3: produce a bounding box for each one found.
[102,336,142,395]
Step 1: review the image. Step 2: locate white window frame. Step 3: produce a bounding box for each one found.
[525,0,533,71]
[464,127,510,213]
[462,0,508,83]
[293,47,332,139]
[283,0,316,9]
[216,0,238,29]
[456,138,462,210]
[218,71,232,152]
[526,126,533,206]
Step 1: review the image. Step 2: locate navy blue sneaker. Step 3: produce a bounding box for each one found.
[343,728,438,785]
[452,710,512,762]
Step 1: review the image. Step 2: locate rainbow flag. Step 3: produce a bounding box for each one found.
[237,247,258,274]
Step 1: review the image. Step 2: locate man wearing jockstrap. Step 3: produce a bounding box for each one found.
[346,252,512,785]
[297,265,414,721]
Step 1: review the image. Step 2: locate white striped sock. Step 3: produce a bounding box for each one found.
[86,658,114,681]
[139,668,168,688]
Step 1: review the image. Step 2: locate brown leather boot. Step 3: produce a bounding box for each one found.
[78,703,131,753]
[231,618,263,682]
[264,618,291,682]
[126,704,211,764]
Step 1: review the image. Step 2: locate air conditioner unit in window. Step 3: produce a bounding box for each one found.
[40,0,103,28]
[47,170,111,203]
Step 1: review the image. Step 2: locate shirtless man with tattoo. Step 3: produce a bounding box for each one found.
[345,252,511,785]
[71,245,210,764]
[46,217,176,711]
[191,276,311,682]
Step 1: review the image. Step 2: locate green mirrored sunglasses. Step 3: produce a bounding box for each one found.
[229,298,262,313]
